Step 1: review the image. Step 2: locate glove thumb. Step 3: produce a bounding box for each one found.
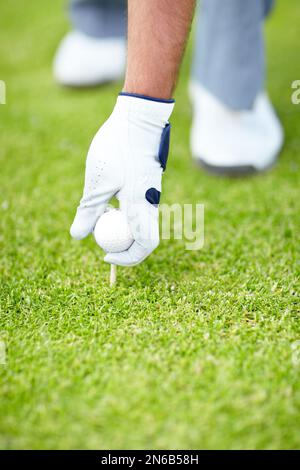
[70,203,107,240]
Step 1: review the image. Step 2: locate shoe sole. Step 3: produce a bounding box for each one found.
[194,155,278,177]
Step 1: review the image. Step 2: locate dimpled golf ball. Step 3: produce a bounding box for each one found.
[94,209,134,253]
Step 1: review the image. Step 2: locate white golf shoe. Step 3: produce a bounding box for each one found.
[189,81,284,175]
[53,31,126,87]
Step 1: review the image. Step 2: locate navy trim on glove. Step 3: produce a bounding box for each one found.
[158,123,171,171]
[145,188,161,206]
[119,92,175,104]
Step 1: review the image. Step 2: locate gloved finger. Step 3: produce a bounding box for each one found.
[70,205,104,240]
[104,236,159,266]
[70,189,115,240]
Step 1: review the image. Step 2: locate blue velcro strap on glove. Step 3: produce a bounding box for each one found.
[158,123,171,171]
[145,188,161,206]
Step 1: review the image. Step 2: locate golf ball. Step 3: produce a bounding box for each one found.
[94,209,134,253]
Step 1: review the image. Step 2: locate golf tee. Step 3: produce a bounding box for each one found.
[110,264,117,287]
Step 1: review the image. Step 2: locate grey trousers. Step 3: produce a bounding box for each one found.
[69,0,274,109]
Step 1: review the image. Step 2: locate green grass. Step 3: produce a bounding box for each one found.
[0,0,300,450]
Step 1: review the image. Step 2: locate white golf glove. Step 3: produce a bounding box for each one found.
[70,93,175,266]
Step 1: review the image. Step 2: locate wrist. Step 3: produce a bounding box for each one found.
[123,79,174,102]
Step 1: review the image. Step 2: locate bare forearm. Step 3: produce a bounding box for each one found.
[124,0,196,100]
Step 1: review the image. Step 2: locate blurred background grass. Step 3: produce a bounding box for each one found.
[0,0,299,449]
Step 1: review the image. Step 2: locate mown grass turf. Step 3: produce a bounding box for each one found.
[0,0,299,450]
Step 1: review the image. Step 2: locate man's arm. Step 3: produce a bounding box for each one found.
[124,0,196,100]
[70,0,196,266]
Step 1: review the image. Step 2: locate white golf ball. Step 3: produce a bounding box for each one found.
[94,209,134,253]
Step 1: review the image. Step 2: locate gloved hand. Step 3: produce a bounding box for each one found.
[70,93,175,266]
